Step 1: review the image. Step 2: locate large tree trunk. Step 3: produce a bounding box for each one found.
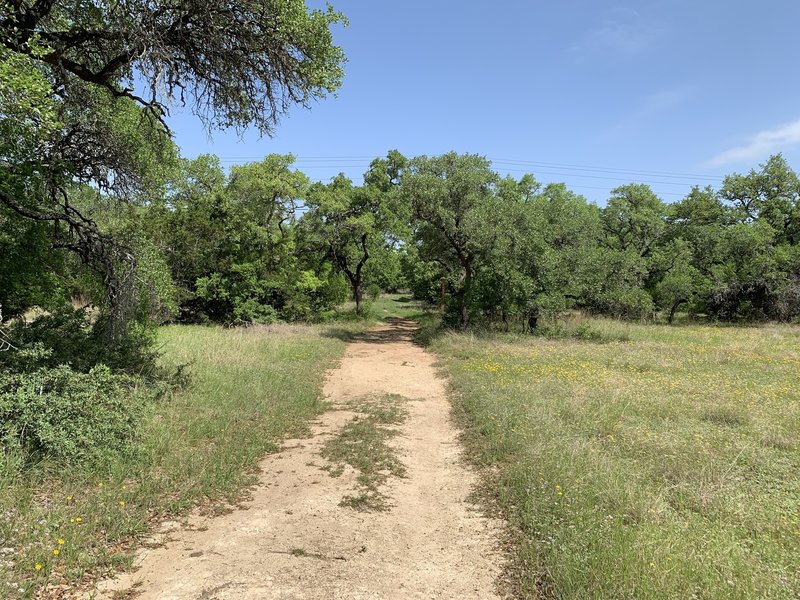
[526,303,540,332]
[354,285,363,316]
[333,233,369,317]
[459,300,470,330]
[668,300,684,325]
[342,271,363,316]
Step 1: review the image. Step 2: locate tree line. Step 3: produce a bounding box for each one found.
[5,148,799,340]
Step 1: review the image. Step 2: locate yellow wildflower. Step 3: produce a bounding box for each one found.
[52,549,60,556]
[58,539,65,545]
[34,563,43,571]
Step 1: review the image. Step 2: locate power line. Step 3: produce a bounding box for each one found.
[215,156,374,161]
[487,158,725,181]
[536,183,684,197]
[206,155,719,196]
[210,155,726,181]
[496,168,714,187]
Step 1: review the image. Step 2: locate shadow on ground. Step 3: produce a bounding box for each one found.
[322,318,417,345]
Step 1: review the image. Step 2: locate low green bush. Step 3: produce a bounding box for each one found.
[531,321,630,343]
[232,297,279,325]
[366,283,382,301]
[0,362,149,469]
[0,305,159,376]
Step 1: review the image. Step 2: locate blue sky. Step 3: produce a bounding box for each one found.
[167,1,800,204]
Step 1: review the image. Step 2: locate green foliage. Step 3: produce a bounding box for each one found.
[0,306,160,376]
[402,152,499,328]
[192,262,348,324]
[364,246,406,292]
[0,208,67,319]
[721,155,800,243]
[302,166,405,315]
[232,297,280,326]
[150,154,349,324]
[401,247,443,303]
[0,0,348,370]
[8,146,795,350]
[0,44,61,164]
[146,155,230,311]
[706,222,777,319]
[397,153,800,328]
[654,265,699,321]
[127,234,179,326]
[0,362,148,468]
[365,283,382,301]
[602,183,668,257]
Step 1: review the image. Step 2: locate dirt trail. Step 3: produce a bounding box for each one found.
[88,319,503,599]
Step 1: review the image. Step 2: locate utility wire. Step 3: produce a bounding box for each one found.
[207,155,721,196]
[492,168,715,187]
[486,158,725,181]
[211,155,726,181]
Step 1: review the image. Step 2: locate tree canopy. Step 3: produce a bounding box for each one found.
[0,0,346,338]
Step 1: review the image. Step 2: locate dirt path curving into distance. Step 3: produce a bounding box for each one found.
[87,319,503,599]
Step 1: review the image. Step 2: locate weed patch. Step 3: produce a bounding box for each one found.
[321,394,408,511]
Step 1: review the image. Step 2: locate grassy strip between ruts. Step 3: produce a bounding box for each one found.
[321,394,408,511]
[0,320,371,598]
[433,319,800,599]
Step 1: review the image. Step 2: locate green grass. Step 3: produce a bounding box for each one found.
[367,294,430,321]
[0,321,368,598]
[333,293,430,323]
[368,293,442,345]
[433,320,800,599]
[321,394,408,511]
[323,293,438,345]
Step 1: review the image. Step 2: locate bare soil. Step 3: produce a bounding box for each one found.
[87,319,503,599]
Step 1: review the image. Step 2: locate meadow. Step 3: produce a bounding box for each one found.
[434,319,800,599]
[0,321,366,597]
[3,300,798,599]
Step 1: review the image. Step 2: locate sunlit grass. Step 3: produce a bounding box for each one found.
[434,320,800,599]
[335,293,431,323]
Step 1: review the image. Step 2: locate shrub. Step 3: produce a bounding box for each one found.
[572,323,606,341]
[232,297,279,325]
[0,363,150,469]
[594,287,654,319]
[0,305,159,376]
[366,283,382,301]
